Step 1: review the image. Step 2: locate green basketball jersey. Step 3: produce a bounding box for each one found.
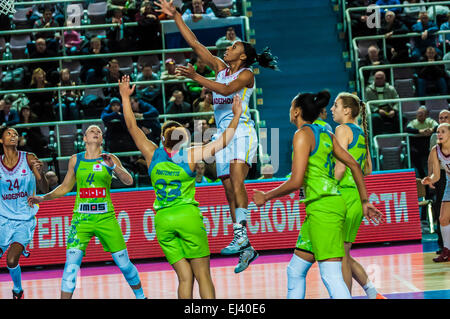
[148,147,198,211]
[339,123,367,189]
[300,124,340,204]
[313,118,333,132]
[73,152,115,214]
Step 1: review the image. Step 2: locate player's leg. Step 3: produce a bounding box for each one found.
[434,201,450,262]
[61,248,84,299]
[190,256,215,299]
[7,242,25,299]
[172,259,195,299]
[287,249,315,299]
[342,242,353,292]
[221,177,236,223]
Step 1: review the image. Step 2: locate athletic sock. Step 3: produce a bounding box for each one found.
[7,265,22,293]
[363,279,378,299]
[235,208,248,225]
[286,254,312,299]
[441,224,450,249]
[318,261,352,299]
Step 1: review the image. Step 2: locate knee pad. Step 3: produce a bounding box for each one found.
[61,249,83,293]
[286,255,312,299]
[112,249,140,286]
[318,261,351,299]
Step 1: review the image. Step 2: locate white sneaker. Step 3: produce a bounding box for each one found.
[220,224,250,255]
[234,246,259,273]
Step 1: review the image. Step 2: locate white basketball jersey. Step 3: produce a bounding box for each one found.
[0,151,38,220]
[213,67,255,128]
[436,144,450,179]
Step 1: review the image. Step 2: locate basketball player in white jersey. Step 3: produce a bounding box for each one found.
[0,127,49,299]
[422,123,450,263]
[155,0,279,272]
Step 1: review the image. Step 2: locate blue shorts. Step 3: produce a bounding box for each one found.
[0,215,36,258]
[444,178,450,202]
[212,123,258,178]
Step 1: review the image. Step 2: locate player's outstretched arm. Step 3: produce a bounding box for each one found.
[154,0,226,73]
[119,76,158,168]
[27,155,77,207]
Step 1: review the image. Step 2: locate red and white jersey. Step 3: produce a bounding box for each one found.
[213,67,255,128]
[0,151,38,220]
[436,144,450,178]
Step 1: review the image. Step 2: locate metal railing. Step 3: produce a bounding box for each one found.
[345,1,450,66]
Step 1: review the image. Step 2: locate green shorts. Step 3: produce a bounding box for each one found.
[155,204,210,265]
[67,211,127,254]
[340,187,363,243]
[296,195,347,261]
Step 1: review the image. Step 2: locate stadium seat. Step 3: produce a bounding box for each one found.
[87,2,107,24]
[58,124,78,156]
[401,100,421,122]
[12,7,32,29]
[374,134,408,171]
[425,98,449,122]
[357,40,377,59]
[393,67,415,80]
[394,79,415,98]
[10,34,31,60]
[117,56,133,75]
[212,0,234,9]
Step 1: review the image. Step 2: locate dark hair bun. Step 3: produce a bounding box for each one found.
[256,47,280,71]
[314,90,331,109]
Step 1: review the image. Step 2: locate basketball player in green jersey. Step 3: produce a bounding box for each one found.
[28,125,146,299]
[331,92,386,299]
[253,90,383,299]
[118,75,242,299]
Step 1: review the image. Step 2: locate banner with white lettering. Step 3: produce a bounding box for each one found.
[1,170,421,268]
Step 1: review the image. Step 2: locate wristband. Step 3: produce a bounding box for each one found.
[100,161,116,170]
[361,199,368,204]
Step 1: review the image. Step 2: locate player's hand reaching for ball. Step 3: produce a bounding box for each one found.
[27,195,44,208]
[232,94,243,118]
[118,75,135,97]
[154,0,177,18]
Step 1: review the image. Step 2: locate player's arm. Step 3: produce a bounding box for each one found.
[176,66,254,96]
[154,0,226,73]
[119,76,158,167]
[27,155,77,207]
[188,95,242,169]
[26,153,49,194]
[252,129,311,206]
[364,147,373,176]
[102,154,133,186]
[334,124,351,181]
[422,146,441,185]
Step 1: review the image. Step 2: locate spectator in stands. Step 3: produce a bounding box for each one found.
[186,56,215,100]
[135,0,164,51]
[27,68,56,122]
[360,45,389,85]
[107,8,136,52]
[347,0,378,37]
[193,87,215,124]
[80,37,109,84]
[16,104,49,158]
[107,0,137,19]
[192,118,212,144]
[130,95,161,145]
[439,13,450,47]
[160,58,187,100]
[0,97,19,127]
[411,11,440,61]
[375,0,402,16]
[103,59,125,101]
[55,68,80,120]
[45,171,59,191]
[257,164,274,180]
[135,64,162,108]
[29,38,59,85]
[101,97,135,152]
[406,106,438,177]
[182,0,215,22]
[365,70,405,135]
[63,29,82,55]
[29,3,65,27]
[417,46,448,97]
[402,0,426,28]
[166,90,192,128]
[378,10,410,63]
[33,6,59,40]
[426,3,450,24]
[216,27,242,59]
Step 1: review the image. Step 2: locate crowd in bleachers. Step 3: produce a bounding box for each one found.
[0,0,260,184]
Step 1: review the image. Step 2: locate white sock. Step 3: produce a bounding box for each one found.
[286,254,313,299]
[318,261,352,299]
[236,208,248,225]
[363,279,378,299]
[441,224,450,249]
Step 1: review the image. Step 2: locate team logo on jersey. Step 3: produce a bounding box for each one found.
[78,202,107,213]
[213,97,233,104]
[93,164,103,172]
[22,169,26,174]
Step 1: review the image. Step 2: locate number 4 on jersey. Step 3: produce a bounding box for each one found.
[86,173,95,185]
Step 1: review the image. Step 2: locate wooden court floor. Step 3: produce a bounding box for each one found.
[0,243,449,299]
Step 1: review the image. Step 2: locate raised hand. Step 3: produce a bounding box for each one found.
[154,0,177,17]
[232,94,243,118]
[31,159,44,175]
[100,153,115,169]
[118,75,135,97]
[175,63,196,79]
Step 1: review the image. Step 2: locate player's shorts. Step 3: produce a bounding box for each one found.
[66,211,127,254]
[443,178,450,202]
[295,195,347,261]
[212,122,258,178]
[340,187,363,243]
[0,215,36,258]
[155,204,210,265]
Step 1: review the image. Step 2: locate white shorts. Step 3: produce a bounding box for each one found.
[0,215,36,258]
[212,122,258,178]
